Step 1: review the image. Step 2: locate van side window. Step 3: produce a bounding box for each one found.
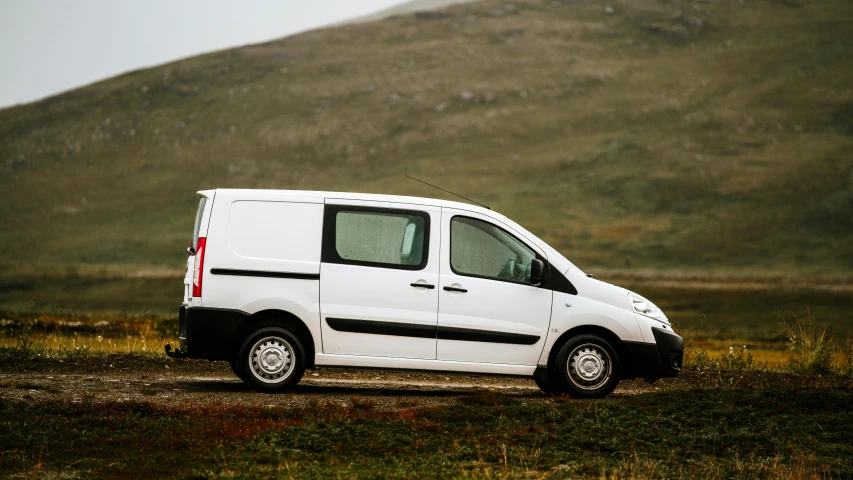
[451,216,536,284]
[322,206,429,270]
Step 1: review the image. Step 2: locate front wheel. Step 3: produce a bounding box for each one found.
[550,334,621,399]
[229,356,251,383]
[533,368,553,395]
[236,326,306,392]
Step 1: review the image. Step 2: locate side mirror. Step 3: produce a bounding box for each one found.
[530,259,544,286]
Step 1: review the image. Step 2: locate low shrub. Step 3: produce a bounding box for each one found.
[684,344,759,371]
[783,316,833,375]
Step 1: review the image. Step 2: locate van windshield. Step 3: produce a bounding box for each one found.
[191,197,207,251]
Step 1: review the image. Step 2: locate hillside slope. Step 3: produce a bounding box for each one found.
[1,0,851,274]
[342,0,482,25]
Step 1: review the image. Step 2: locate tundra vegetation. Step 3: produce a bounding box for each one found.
[1,0,852,477]
[1,283,852,478]
[2,384,852,478]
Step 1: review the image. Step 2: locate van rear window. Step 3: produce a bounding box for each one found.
[192,197,207,250]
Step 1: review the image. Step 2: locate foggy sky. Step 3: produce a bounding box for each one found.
[0,0,403,109]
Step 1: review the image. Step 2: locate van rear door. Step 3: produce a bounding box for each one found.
[185,192,214,304]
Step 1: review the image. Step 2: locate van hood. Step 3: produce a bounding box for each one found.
[564,269,632,311]
[565,269,670,324]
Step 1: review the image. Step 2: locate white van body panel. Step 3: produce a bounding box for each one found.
[202,189,324,277]
[227,200,323,271]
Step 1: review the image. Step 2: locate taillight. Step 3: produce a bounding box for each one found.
[192,237,206,298]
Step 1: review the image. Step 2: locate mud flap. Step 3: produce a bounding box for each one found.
[164,344,186,359]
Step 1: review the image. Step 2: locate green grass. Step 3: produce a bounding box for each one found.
[2,386,851,478]
[1,0,852,275]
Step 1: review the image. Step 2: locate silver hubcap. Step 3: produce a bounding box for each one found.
[248,336,294,384]
[567,343,612,390]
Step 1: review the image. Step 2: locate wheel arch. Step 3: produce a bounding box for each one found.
[546,324,628,372]
[231,309,316,369]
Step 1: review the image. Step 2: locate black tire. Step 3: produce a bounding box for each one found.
[236,326,306,393]
[549,334,621,399]
[229,356,251,384]
[534,374,553,395]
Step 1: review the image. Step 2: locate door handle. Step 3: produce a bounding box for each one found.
[443,286,467,293]
[410,283,435,289]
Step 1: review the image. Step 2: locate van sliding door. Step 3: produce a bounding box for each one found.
[319,200,440,360]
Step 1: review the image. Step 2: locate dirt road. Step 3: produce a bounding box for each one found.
[0,355,692,410]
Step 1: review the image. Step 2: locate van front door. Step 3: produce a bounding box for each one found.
[437,208,553,366]
[319,200,439,359]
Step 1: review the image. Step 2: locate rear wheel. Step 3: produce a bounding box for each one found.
[236,326,305,392]
[550,334,621,399]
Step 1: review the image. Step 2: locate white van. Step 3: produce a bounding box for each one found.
[167,189,682,398]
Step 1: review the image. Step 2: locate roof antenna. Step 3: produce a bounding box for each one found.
[406,175,490,210]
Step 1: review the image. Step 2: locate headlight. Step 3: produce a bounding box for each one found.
[629,293,668,323]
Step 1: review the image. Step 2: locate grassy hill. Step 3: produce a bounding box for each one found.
[343,0,482,25]
[1,0,851,276]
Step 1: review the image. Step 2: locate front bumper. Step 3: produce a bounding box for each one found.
[623,327,683,379]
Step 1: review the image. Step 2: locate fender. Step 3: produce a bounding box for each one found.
[538,290,644,366]
[241,296,322,353]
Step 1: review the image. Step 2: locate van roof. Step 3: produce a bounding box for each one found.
[201,188,581,276]
[203,188,503,219]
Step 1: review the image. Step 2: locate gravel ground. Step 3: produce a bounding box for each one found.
[4,355,844,411]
